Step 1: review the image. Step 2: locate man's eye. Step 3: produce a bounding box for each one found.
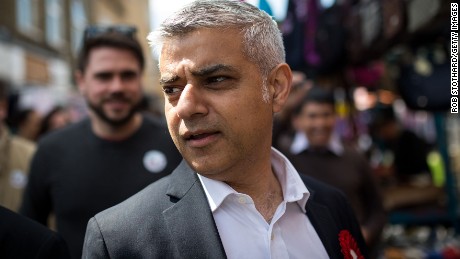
[95,73,113,81]
[163,87,181,95]
[120,71,138,81]
[306,114,317,120]
[207,76,227,84]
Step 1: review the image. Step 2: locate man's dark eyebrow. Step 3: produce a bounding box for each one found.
[159,64,236,85]
[93,69,138,76]
[159,75,180,86]
[94,71,113,75]
[191,64,237,77]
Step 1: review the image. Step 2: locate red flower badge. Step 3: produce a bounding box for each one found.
[338,230,364,259]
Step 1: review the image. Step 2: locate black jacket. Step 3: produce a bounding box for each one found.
[0,205,70,259]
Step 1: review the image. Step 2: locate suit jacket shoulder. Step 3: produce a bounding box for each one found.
[83,160,226,259]
[84,176,175,258]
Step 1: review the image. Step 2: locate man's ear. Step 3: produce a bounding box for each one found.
[75,70,85,94]
[268,63,292,113]
[0,100,7,122]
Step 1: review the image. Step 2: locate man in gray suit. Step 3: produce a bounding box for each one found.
[83,1,369,258]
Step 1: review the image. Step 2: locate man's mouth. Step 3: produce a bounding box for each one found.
[105,97,130,104]
[183,131,220,148]
[187,132,215,140]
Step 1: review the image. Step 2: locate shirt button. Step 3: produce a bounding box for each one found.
[271,233,275,240]
[238,196,246,204]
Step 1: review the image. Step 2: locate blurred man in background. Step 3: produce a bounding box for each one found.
[9,108,42,142]
[0,80,36,212]
[20,25,182,259]
[288,86,386,254]
[38,105,72,139]
[369,105,443,214]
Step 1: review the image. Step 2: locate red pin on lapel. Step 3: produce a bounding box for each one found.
[338,230,364,259]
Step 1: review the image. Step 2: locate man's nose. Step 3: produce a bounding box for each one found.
[175,84,208,119]
[109,75,124,91]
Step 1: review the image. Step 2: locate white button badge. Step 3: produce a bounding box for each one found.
[143,150,167,173]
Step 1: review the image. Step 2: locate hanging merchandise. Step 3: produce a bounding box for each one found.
[311,1,347,74]
[333,87,356,143]
[359,0,381,48]
[406,0,445,34]
[303,0,321,68]
[381,0,406,43]
[282,0,346,77]
[346,0,382,65]
[282,0,308,72]
[346,0,408,66]
[347,61,385,89]
[398,42,451,111]
[427,150,446,188]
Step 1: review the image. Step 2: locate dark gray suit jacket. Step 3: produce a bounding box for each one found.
[83,160,368,258]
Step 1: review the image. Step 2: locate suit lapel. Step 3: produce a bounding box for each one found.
[305,190,341,259]
[163,161,227,259]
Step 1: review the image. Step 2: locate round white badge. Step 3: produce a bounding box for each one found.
[10,170,28,189]
[143,150,167,173]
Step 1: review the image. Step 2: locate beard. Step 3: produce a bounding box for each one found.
[86,92,142,128]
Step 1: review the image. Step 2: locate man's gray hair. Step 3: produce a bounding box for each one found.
[148,0,286,102]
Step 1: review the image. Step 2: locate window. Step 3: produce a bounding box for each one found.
[70,0,87,54]
[16,0,41,37]
[46,0,64,47]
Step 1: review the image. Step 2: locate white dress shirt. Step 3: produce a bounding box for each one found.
[198,148,329,259]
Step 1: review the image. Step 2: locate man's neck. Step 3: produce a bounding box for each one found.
[225,162,284,224]
[91,113,142,141]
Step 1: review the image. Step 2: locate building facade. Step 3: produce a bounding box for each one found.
[0,0,155,116]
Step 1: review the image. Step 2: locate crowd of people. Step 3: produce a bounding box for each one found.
[0,0,449,258]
